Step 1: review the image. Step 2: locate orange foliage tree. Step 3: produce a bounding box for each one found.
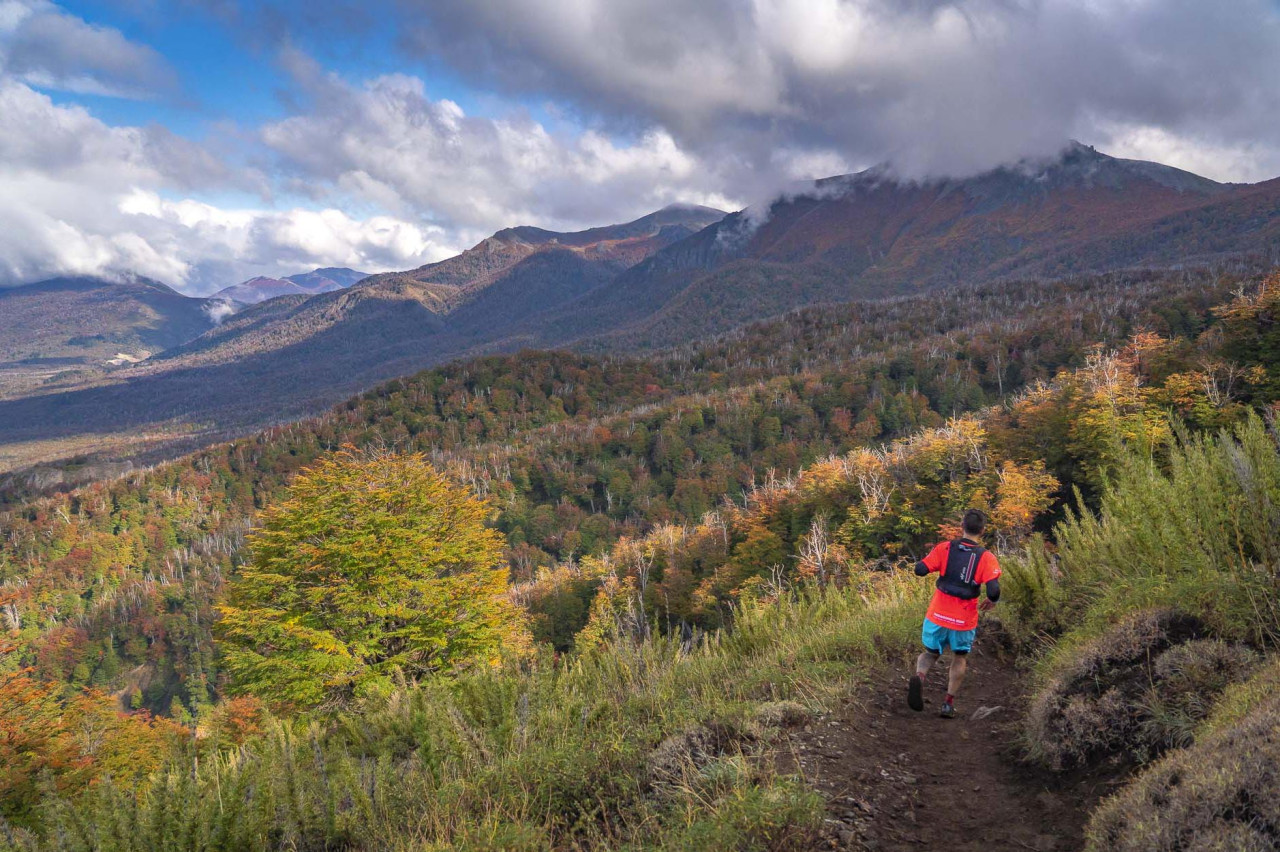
[0,670,181,827]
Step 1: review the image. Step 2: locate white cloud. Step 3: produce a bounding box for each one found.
[0,0,175,98]
[6,0,1280,299]
[260,68,740,238]
[0,4,457,295]
[398,0,1280,182]
[118,192,454,275]
[0,79,453,293]
[0,26,743,295]
[1099,123,1280,186]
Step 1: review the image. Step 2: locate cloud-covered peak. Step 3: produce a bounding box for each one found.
[3,0,1280,294]
[397,0,1280,183]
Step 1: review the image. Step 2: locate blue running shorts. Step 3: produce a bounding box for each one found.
[922,618,976,654]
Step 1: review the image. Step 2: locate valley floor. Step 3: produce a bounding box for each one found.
[780,636,1117,852]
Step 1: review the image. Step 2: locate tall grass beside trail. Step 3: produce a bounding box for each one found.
[999,412,1280,843]
[1084,656,1280,851]
[1,579,925,852]
[1002,412,1280,653]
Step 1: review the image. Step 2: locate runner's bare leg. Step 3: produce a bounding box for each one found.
[948,654,968,696]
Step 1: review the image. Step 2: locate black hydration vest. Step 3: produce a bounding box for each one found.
[936,539,986,600]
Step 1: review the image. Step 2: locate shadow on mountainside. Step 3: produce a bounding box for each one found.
[779,636,1126,852]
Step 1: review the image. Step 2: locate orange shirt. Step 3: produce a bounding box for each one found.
[921,539,1001,631]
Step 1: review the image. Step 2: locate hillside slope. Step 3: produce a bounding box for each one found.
[3,271,1276,851]
[0,205,726,465]
[0,266,1247,713]
[0,276,214,398]
[534,143,1280,348]
[143,204,723,372]
[358,203,725,302]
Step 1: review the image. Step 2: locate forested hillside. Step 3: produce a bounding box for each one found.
[0,267,1233,713]
[0,267,1277,849]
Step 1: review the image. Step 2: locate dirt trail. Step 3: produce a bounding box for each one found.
[778,638,1121,851]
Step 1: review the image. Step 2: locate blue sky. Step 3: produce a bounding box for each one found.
[2,0,1280,294]
[53,0,504,134]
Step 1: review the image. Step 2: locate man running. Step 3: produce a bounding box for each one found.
[907,509,1001,719]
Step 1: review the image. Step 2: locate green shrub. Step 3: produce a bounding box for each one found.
[1004,414,1280,648]
[1005,414,1279,776]
[998,533,1067,649]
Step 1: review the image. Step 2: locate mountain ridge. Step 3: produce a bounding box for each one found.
[148,204,727,370]
[353,203,726,310]
[2,143,1278,470]
[210,267,369,306]
[0,274,215,400]
[530,142,1277,350]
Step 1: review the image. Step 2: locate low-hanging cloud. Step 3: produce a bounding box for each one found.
[0,78,455,293]
[395,0,1280,182]
[203,298,238,324]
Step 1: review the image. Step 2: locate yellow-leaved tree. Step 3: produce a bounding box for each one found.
[217,450,529,711]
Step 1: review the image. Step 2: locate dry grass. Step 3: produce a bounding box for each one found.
[1025,610,1256,770]
[647,721,754,786]
[1086,689,1280,851]
[752,701,811,730]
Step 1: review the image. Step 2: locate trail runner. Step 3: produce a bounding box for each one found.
[907,509,1001,719]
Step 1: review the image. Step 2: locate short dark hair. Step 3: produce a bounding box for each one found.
[962,509,986,537]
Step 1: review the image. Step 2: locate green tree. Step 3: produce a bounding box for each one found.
[1216,271,1280,401]
[217,450,529,711]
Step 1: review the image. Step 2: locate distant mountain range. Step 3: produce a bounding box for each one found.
[1,143,1278,470]
[161,204,725,368]
[211,268,368,306]
[0,275,214,400]
[0,265,365,411]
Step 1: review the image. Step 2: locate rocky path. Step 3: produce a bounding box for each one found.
[778,639,1121,851]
